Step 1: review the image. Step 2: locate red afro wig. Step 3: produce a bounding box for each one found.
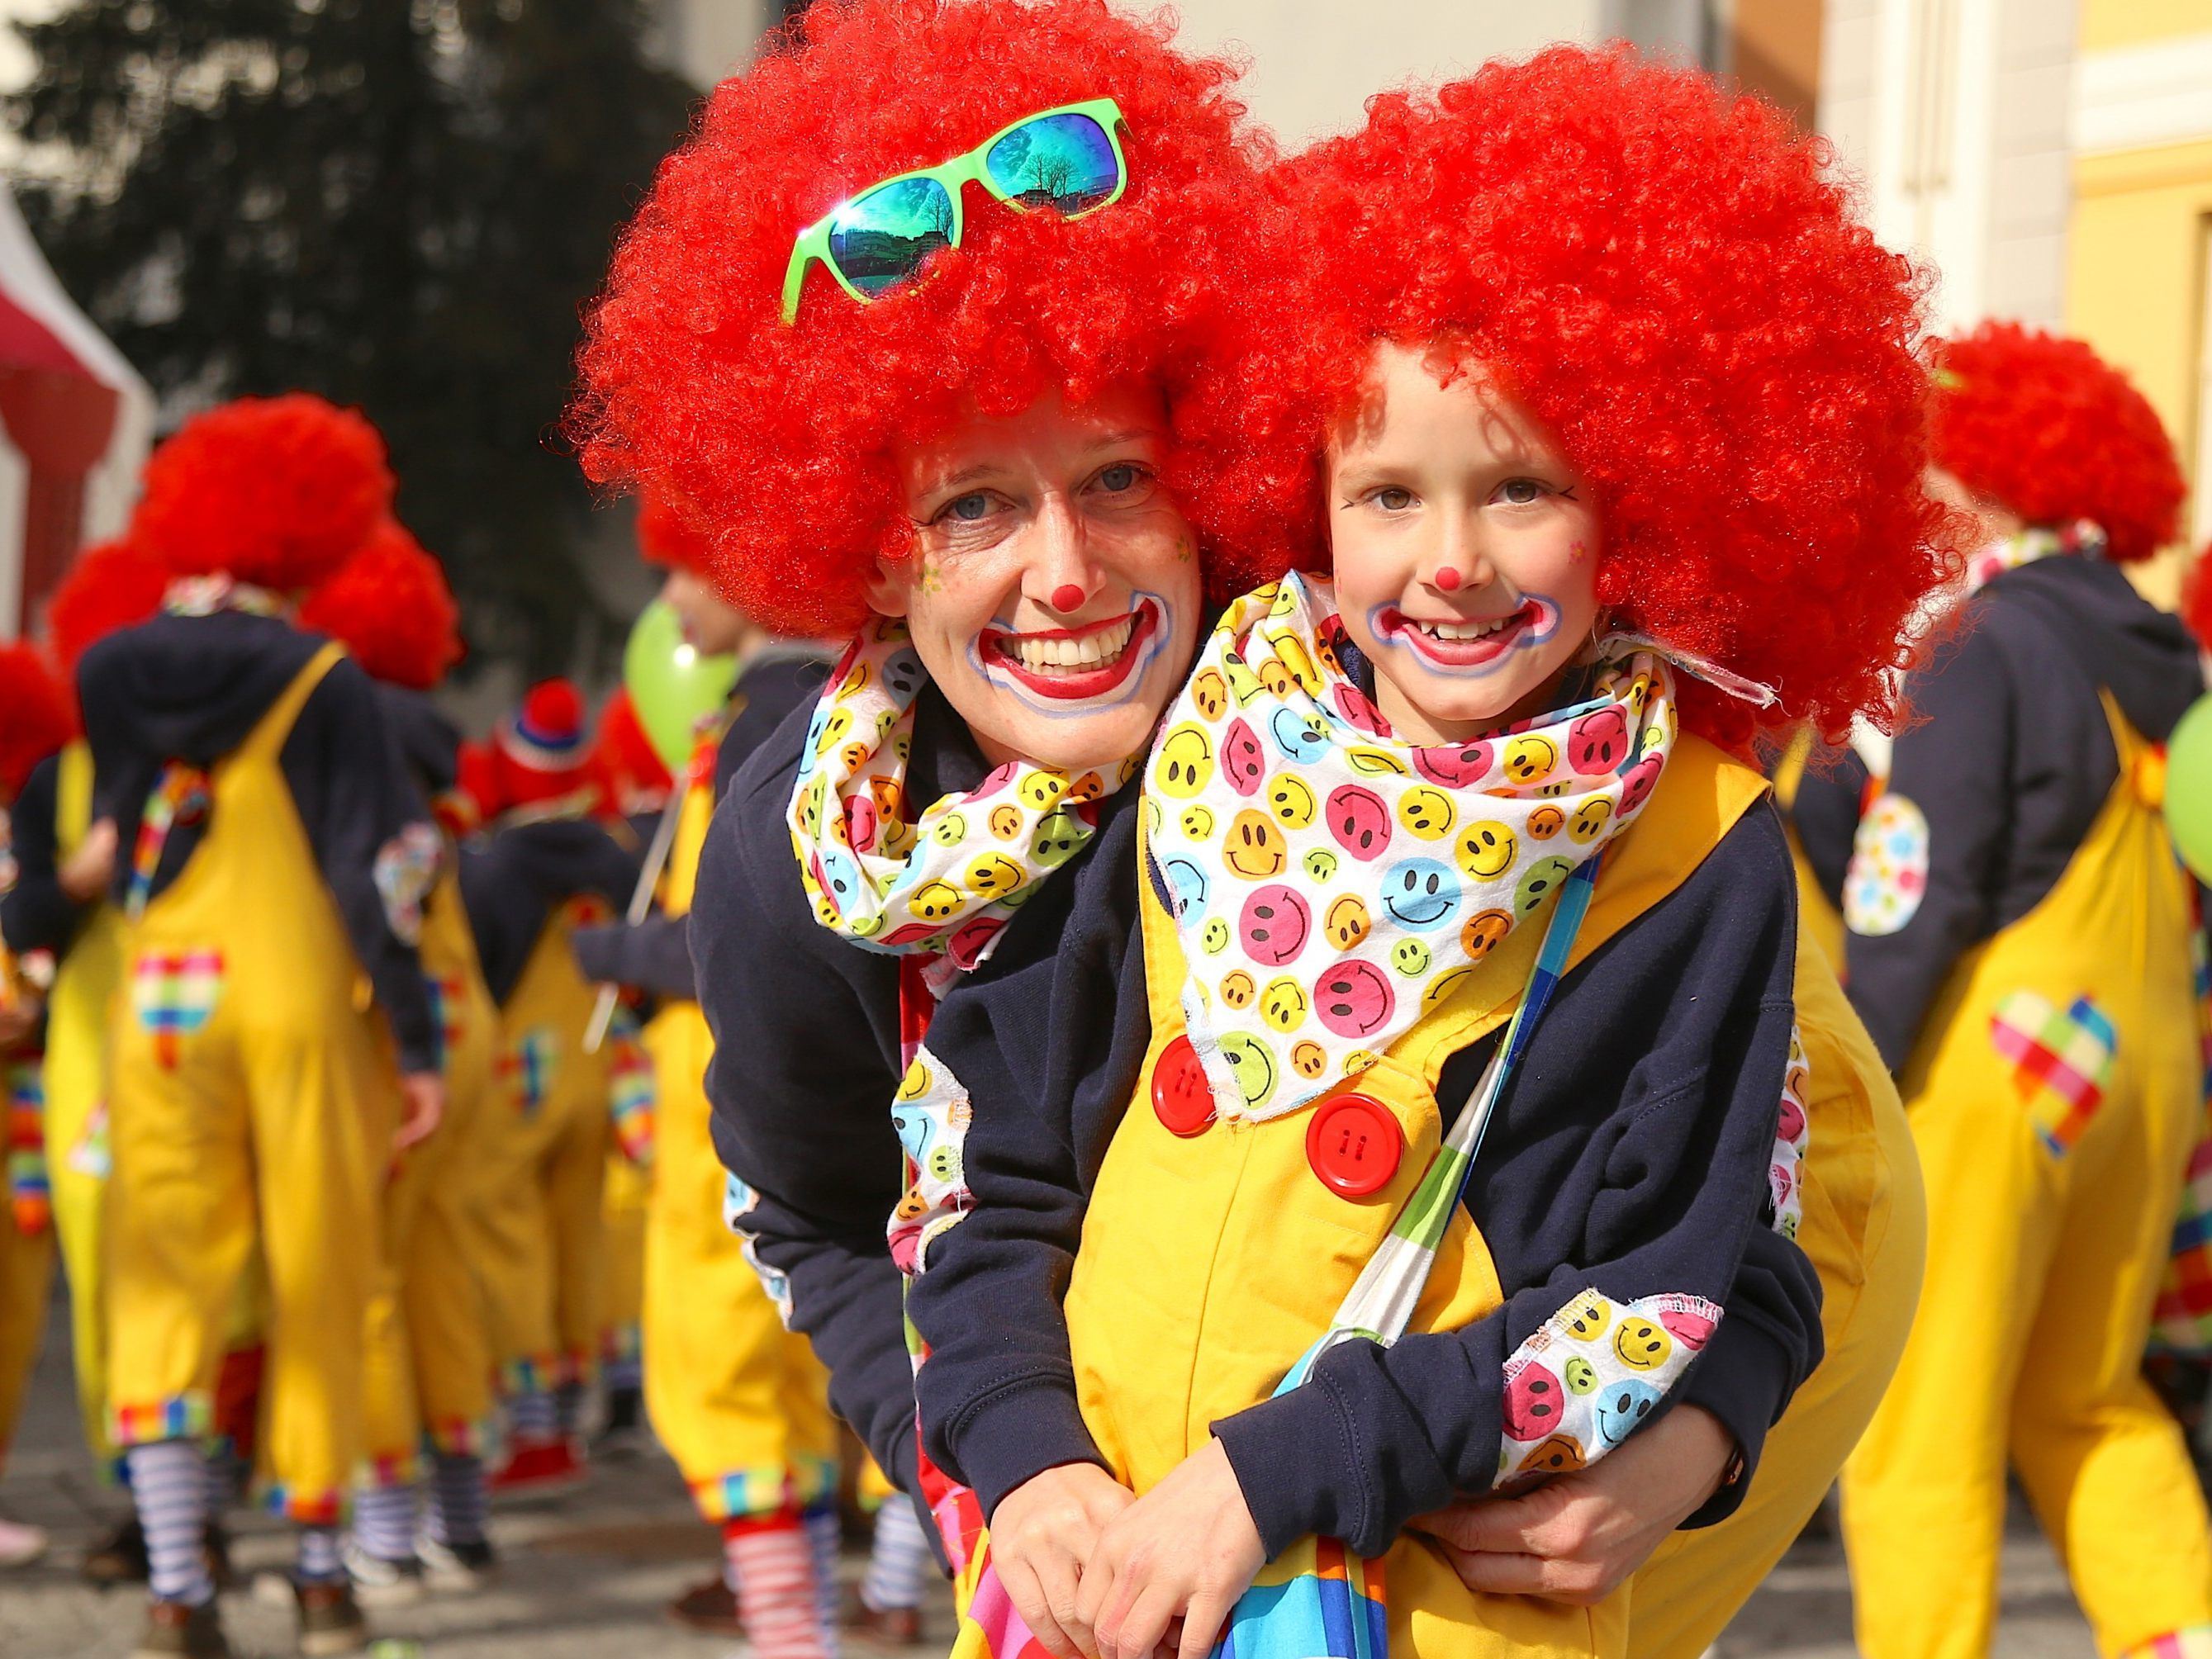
[132,394,396,590]
[1215,46,1963,748]
[0,642,74,803]
[2183,542,2212,649]
[42,537,173,677]
[300,519,465,690]
[592,685,674,815]
[635,493,714,575]
[1933,322,2184,563]
[572,0,1281,637]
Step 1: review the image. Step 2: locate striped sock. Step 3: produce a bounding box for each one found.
[860,1495,930,1614]
[354,1481,418,1562]
[804,1504,843,1657]
[296,1524,345,1586]
[128,1440,212,1607]
[601,1355,642,1393]
[508,1390,558,1439]
[425,1452,487,1548]
[555,1381,585,1436]
[726,1517,829,1659]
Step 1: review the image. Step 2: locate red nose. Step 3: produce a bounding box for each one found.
[1433,566,1462,592]
[1051,583,1086,613]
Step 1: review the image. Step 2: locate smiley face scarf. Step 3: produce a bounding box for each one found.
[1144,571,1677,1124]
[787,615,1139,978]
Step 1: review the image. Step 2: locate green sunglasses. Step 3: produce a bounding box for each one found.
[781,97,1130,324]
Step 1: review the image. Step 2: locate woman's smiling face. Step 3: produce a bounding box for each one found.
[867,378,1203,772]
[1328,342,1602,746]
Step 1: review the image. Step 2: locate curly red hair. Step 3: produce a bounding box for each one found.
[1933,322,2183,563]
[572,0,1281,636]
[300,519,465,690]
[41,536,173,677]
[0,642,74,803]
[132,394,395,590]
[1209,46,1963,748]
[635,493,714,575]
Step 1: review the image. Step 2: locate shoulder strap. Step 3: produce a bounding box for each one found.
[237,642,347,765]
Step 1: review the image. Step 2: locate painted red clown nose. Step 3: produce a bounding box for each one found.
[1433,566,1462,592]
[1051,583,1087,613]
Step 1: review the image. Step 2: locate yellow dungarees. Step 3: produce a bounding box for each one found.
[643,756,838,1520]
[360,867,500,1480]
[1773,733,1848,971]
[1843,699,2212,1659]
[104,645,398,1522]
[600,1145,648,1379]
[0,980,55,1466]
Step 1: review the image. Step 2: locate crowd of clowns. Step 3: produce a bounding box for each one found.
[4,3,2212,1658]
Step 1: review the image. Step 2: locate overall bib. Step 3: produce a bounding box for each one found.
[1843,699,2212,1659]
[474,893,615,1396]
[643,752,838,1520]
[600,1145,648,1380]
[361,868,501,1479]
[104,644,396,1522]
[1773,735,1847,971]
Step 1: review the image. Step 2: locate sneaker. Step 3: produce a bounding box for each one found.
[415,1532,497,1593]
[341,1538,424,1608]
[590,1384,647,1458]
[295,1579,371,1657]
[130,1597,231,1659]
[0,1514,48,1567]
[83,1514,148,1586]
[489,1433,586,1495]
[849,1600,923,1647]
[667,1573,741,1636]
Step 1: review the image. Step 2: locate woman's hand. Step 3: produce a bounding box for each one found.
[990,1462,1136,1659]
[1410,1402,1736,1604]
[1076,1439,1265,1659]
[58,818,116,903]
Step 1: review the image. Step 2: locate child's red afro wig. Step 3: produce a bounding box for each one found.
[42,536,173,677]
[1933,322,2183,563]
[635,493,714,576]
[0,642,74,803]
[300,519,465,691]
[132,394,395,590]
[572,0,1280,637]
[1218,45,1963,749]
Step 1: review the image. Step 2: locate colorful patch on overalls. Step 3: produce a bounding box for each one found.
[373,821,443,946]
[888,1045,974,1277]
[423,972,468,1073]
[68,1101,110,1180]
[724,1172,795,1325]
[1498,1287,1722,1486]
[7,1059,49,1235]
[605,1007,656,1168]
[2119,1625,2212,1659]
[130,949,224,1069]
[1843,792,1930,937]
[1212,1537,1388,1659]
[1769,1023,1811,1240]
[1988,991,2117,1156]
[498,1026,558,1116]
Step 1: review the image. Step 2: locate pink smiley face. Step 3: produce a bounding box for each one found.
[1222,718,1267,798]
[1659,1305,1716,1350]
[1413,741,1494,789]
[976,761,1020,797]
[1327,785,1393,862]
[1240,884,1312,967]
[843,794,879,854]
[1316,960,1395,1038]
[1771,1162,1797,1210]
[1502,1361,1565,1441]
[1619,753,1664,815]
[1333,684,1389,737]
[945,914,1006,969]
[1777,1094,1806,1145]
[1568,707,1631,775]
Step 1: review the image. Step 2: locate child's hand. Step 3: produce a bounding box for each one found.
[1075,1439,1265,1659]
[991,1462,1136,1659]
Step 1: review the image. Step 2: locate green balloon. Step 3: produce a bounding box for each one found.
[623,598,739,775]
[2166,693,2212,883]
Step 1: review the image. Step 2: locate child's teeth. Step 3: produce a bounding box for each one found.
[1417,615,1510,641]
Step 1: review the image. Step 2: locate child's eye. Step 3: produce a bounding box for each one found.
[1370,486,1415,511]
[1493,477,1553,506]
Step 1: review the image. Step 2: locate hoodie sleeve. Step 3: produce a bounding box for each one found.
[1,756,81,964]
[281,658,442,1074]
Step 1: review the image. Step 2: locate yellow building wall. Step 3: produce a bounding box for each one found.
[2080,0,2212,51]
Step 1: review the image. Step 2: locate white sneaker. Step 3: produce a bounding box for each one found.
[0,1516,47,1567]
[341,1537,424,1607]
[415,1532,496,1594]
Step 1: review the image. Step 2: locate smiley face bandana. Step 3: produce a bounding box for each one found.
[788,616,1137,974]
[1144,572,1676,1124]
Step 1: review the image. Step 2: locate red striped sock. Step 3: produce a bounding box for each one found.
[725,1515,829,1659]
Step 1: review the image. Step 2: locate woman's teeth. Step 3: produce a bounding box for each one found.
[1007,614,1137,673]
[1408,613,1516,642]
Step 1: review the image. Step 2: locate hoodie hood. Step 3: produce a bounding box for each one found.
[1986,554,2204,743]
[373,682,462,799]
[80,609,326,771]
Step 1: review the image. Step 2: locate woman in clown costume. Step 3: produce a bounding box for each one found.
[907,47,1950,1659]
[1838,325,2212,1659]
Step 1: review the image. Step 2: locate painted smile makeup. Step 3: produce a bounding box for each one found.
[1370,593,1561,674]
[973,595,1165,706]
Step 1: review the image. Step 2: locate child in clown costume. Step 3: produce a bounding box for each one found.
[297,523,506,1599]
[81,395,447,1659]
[457,679,639,1488]
[905,48,1950,1659]
[1838,325,2212,1659]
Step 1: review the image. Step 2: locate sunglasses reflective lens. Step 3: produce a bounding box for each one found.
[828,176,956,296]
[984,113,1120,214]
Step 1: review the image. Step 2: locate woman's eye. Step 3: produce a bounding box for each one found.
[1098,463,1141,492]
[1495,478,1550,506]
[941,492,997,524]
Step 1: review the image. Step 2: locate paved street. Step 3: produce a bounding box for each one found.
[0,1282,2098,1657]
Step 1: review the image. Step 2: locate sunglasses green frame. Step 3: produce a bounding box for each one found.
[781,97,1130,324]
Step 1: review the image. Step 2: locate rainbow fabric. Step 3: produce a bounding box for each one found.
[1217,1541,1388,1659]
[6,1059,49,1236]
[2153,896,2212,1355]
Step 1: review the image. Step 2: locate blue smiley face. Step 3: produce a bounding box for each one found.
[819,847,863,907]
[1594,1377,1661,1448]
[1161,857,1210,919]
[1269,707,1331,765]
[1380,857,1461,931]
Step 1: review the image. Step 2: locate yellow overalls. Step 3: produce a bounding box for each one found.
[474,893,615,1396]
[0,1026,54,1465]
[642,758,838,1519]
[40,739,128,1466]
[104,644,398,1522]
[1842,698,2212,1659]
[1773,733,1848,971]
[600,1148,648,1380]
[360,868,500,1480]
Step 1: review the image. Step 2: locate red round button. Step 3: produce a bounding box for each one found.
[1305,1093,1403,1197]
[1151,1034,1217,1137]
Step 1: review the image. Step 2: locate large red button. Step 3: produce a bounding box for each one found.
[1151,1034,1217,1137]
[1305,1093,1403,1197]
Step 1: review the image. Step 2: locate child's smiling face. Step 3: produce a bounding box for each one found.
[1327,342,1602,747]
